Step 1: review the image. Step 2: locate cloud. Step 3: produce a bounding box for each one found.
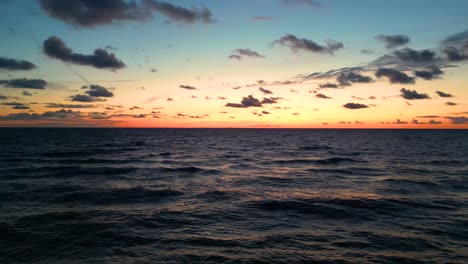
[0,78,47,89]
[417,115,440,118]
[436,91,453,98]
[0,94,8,100]
[282,0,321,8]
[145,0,215,24]
[337,72,372,86]
[0,109,82,121]
[393,119,408,124]
[315,93,331,99]
[43,36,125,70]
[228,55,242,60]
[259,87,273,95]
[225,95,280,108]
[39,0,214,27]
[0,57,36,71]
[376,34,410,49]
[250,16,273,22]
[442,29,468,46]
[229,48,265,59]
[318,83,339,89]
[2,102,30,110]
[445,116,468,124]
[70,94,104,102]
[443,46,468,62]
[429,119,442,124]
[85,84,114,97]
[445,101,457,106]
[179,85,197,90]
[400,88,430,100]
[45,103,97,108]
[393,48,436,63]
[343,103,369,109]
[234,48,264,58]
[22,91,33,96]
[272,34,343,55]
[414,66,443,80]
[375,68,415,84]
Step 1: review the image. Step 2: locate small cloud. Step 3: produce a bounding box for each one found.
[315,93,331,99]
[250,16,273,22]
[228,55,242,60]
[445,101,457,106]
[436,91,454,97]
[282,0,321,8]
[400,88,430,100]
[22,90,33,96]
[229,48,265,60]
[0,78,47,89]
[343,103,369,109]
[179,85,197,90]
[0,57,36,71]
[393,119,408,124]
[375,68,415,84]
[225,95,262,108]
[337,72,372,86]
[376,34,410,49]
[272,34,343,55]
[319,83,338,89]
[445,116,468,124]
[259,87,273,95]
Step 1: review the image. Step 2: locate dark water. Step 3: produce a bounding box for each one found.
[1,128,467,264]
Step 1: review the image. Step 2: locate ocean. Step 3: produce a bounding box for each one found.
[0,128,467,263]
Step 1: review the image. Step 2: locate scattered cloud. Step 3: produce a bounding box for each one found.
[272,34,343,55]
[226,95,262,108]
[376,34,410,49]
[229,48,265,59]
[400,88,430,100]
[179,85,197,90]
[259,87,273,95]
[39,0,215,27]
[315,93,331,99]
[0,109,82,121]
[319,83,339,89]
[0,78,47,89]
[414,66,443,80]
[343,103,369,109]
[22,91,33,96]
[86,84,114,97]
[436,91,453,97]
[45,103,97,108]
[445,116,468,124]
[43,36,125,70]
[337,72,372,86]
[70,94,104,102]
[375,68,415,84]
[0,57,36,71]
[445,101,457,106]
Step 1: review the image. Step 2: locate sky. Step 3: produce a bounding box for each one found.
[0,0,467,128]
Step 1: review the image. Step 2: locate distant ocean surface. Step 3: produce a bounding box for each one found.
[1,128,467,264]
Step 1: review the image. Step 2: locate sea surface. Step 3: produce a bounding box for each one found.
[0,128,467,264]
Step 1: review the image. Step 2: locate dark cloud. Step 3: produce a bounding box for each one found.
[282,0,321,8]
[443,46,468,62]
[445,101,457,106]
[145,0,215,24]
[414,66,443,80]
[179,85,197,90]
[361,49,374,54]
[393,119,408,124]
[400,88,430,100]
[0,94,8,100]
[227,55,242,60]
[375,68,415,84]
[2,102,30,110]
[429,119,442,124]
[444,116,468,124]
[261,97,280,104]
[337,72,372,86]
[315,93,331,99]
[86,84,114,97]
[225,95,280,108]
[393,48,436,63]
[0,78,47,89]
[259,87,273,95]
[272,34,343,55]
[45,103,97,108]
[0,57,36,71]
[442,29,468,46]
[343,103,369,109]
[250,16,273,22]
[39,0,214,27]
[43,36,125,70]
[0,109,82,121]
[436,91,453,98]
[70,94,103,102]
[22,91,33,96]
[233,48,265,58]
[376,34,410,49]
[319,83,339,89]
[417,115,440,118]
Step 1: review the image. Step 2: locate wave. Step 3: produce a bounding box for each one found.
[274,157,361,165]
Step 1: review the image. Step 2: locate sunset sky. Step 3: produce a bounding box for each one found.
[0,0,467,128]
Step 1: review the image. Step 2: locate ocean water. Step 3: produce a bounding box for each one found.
[0,128,467,264]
